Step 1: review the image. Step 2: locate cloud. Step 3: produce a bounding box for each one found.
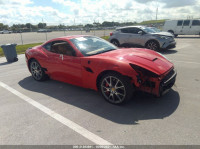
[134,0,198,8]
[0,0,200,26]
[0,0,33,5]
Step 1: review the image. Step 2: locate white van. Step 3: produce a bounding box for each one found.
[163,19,200,37]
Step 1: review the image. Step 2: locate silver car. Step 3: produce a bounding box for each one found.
[109,26,176,51]
[0,30,12,34]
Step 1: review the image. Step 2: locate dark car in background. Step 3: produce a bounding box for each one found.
[37,29,52,33]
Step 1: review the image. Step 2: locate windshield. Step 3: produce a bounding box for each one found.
[142,27,157,33]
[149,27,161,32]
[70,36,118,56]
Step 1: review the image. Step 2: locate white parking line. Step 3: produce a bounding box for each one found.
[0,81,113,145]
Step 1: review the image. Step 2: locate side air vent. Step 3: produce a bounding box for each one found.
[84,67,93,73]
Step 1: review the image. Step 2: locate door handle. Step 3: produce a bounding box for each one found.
[60,54,63,60]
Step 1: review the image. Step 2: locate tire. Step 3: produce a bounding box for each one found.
[111,39,120,47]
[99,72,134,105]
[145,40,159,51]
[174,34,178,37]
[168,30,174,35]
[14,57,18,62]
[29,59,46,81]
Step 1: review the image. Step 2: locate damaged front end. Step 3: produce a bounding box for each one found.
[129,63,177,96]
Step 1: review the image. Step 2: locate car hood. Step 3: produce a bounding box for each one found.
[95,48,173,75]
[151,32,173,37]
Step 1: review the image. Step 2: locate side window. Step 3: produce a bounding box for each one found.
[132,28,142,34]
[43,42,52,51]
[51,41,76,56]
[177,20,183,26]
[121,28,130,33]
[192,20,200,26]
[183,20,190,26]
[121,28,141,34]
[128,28,136,34]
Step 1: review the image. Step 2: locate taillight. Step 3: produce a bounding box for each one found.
[110,32,113,36]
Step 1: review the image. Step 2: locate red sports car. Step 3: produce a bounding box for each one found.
[25,35,176,104]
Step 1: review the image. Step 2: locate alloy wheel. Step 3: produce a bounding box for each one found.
[30,61,43,81]
[101,76,126,104]
[146,41,158,51]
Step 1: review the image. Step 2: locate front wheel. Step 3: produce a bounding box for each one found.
[30,59,46,81]
[145,41,159,51]
[174,34,178,37]
[99,73,134,104]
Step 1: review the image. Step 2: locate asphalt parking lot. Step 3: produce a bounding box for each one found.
[0,30,111,45]
[0,36,200,145]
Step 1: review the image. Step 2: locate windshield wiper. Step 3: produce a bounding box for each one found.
[86,48,117,56]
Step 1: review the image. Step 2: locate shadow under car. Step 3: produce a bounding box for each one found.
[18,76,180,125]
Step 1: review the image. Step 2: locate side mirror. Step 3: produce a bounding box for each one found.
[138,31,143,35]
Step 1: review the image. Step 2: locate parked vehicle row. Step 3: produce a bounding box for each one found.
[0,30,12,34]
[37,29,52,32]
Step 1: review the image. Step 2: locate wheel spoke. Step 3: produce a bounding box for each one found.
[115,86,124,89]
[110,76,112,87]
[109,93,114,101]
[114,80,119,88]
[105,78,110,87]
[115,93,122,101]
[102,86,110,92]
[116,92,125,97]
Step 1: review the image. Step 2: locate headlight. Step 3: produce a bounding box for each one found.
[159,35,170,40]
[129,63,159,78]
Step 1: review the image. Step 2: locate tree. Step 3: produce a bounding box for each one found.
[0,23,4,30]
[85,24,93,28]
[38,23,46,29]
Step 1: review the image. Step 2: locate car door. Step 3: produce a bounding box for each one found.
[190,20,200,35]
[127,27,145,46]
[182,20,191,35]
[175,20,183,34]
[41,41,64,79]
[58,43,83,86]
[118,28,131,44]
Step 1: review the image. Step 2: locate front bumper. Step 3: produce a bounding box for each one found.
[161,41,176,49]
[137,68,177,97]
[159,69,177,96]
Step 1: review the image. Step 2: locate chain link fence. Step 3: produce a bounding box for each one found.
[0,29,113,45]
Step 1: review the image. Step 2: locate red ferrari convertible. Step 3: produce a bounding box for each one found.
[25,35,176,104]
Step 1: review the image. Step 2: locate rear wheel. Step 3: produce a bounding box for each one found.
[30,59,46,81]
[174,34,178,37]
[99,73,134,104]
[145,40,159,51]
[111,39,120,47]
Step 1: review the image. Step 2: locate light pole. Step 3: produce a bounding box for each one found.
[155,0,158,27]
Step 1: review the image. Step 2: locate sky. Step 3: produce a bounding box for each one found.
[0,0,200,26]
